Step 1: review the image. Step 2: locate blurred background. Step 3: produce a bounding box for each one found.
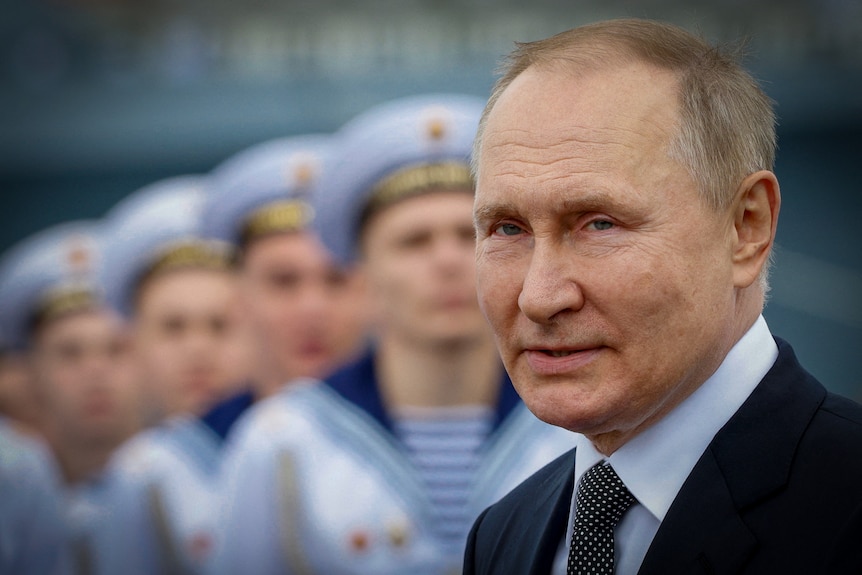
[1,0,860,399]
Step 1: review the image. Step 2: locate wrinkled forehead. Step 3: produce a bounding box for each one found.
[476,64,681,200]
[485,63,679,152]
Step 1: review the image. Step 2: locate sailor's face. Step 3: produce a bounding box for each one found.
[360,190,491,346]
[241,231,368,382]
[32,308,139,443]
[133,268,251,417]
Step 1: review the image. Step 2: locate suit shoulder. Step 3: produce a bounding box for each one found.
[820,392,862,427]
[808,392,862,461]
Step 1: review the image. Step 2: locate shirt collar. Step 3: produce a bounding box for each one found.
[326,347,520,433]
[574,315,778,522]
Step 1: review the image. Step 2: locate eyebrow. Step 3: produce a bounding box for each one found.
[558,192,624,214]
[474,189,629,226]
[473,202,519,228]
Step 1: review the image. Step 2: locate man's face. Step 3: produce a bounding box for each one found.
[133,268,251,418]
[474,63,740,450]
[360,190,490,347]
[240,231,368,384]
[31,308,140,446]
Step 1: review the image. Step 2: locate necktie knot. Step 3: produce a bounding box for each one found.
[575,462,636,530]
[567,462,636,575]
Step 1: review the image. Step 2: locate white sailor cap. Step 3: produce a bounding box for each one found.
[313,93,485,265]
[203,134,332,248]
[101,175,233,318]
[0,220,105,350]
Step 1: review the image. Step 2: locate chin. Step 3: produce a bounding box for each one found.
[517,381,602,434]
[523,402,576,431]
[82,422,127,445]
[295,360,332,380]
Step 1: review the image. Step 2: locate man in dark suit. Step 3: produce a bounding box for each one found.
[466,18,862,575]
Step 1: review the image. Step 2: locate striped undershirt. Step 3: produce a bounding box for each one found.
[392,404,494,551]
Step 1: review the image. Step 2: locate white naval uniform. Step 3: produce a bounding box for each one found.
[64,477,119,575]
[0,417,68,575]
[105,415,225,574]
[212,378,576,575]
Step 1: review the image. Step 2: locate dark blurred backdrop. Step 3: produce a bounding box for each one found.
[1,0,860,399]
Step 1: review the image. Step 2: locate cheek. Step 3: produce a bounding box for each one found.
[598,245,693,315]
[334,299,365,329]
[50,357,85,386]
[243,282,281,321]
[602,257,729,387]
[476,266,518,324]
[141,331,174,357]
[265,314,294,343]
[368,269,408,312]
[617,269,680,327]
[216,329,240,355]
[47,370,84,408]
[158,342,187,368]
[112,359,139,389]
[251,293,293,329]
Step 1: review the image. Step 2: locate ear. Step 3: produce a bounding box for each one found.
[731,170,780,289]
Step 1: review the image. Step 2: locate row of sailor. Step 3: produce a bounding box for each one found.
[0,94,576,575]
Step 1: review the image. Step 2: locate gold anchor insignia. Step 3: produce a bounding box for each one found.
[287,152,321,189]
[293,161,316,187]
[65,235,93,276]
[425,117,447,141]
[418,105,454,145]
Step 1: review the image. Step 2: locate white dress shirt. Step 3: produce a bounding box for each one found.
[552,315,779,574]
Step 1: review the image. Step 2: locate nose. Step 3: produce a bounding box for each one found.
[517,241,584,324]
[81,347,115,387]
[186,327,215,356]
[296,282,331,323]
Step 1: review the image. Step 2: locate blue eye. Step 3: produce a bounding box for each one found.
[591,220,614,231]
[495,223,523,236]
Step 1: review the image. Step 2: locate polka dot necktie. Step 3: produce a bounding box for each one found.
[566,462,636,575]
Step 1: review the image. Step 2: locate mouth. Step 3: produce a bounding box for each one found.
[530,344,593,355]
[544,350,577,357]
[84,395,115,416]
[184,368,215,384]
[523,346,603,375]
[298,341,328,355]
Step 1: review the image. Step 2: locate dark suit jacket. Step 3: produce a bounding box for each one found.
[463,339,862,574]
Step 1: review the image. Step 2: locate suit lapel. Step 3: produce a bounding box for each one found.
[483,448,575,574]
[525,457,576,573]
[637,450,758,574]
[639,338,826,574]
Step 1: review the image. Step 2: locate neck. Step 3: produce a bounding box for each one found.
[48,435,114,485]
[252,372,283,401]
[251,353,298,401]
[376,332,502,409]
